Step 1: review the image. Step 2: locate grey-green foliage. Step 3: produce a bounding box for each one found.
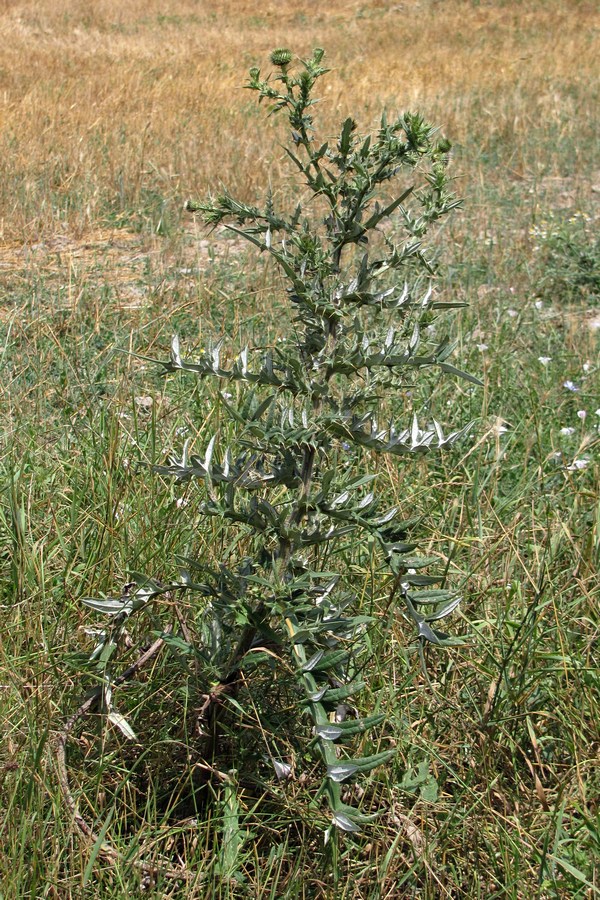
[83,48,479,833]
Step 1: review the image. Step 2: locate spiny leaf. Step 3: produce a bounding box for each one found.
[327,749,396,782]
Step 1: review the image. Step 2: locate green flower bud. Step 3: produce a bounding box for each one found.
[436,137,452,154]
[270,48,293,68]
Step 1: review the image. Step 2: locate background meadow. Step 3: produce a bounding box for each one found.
[0,1,598,897]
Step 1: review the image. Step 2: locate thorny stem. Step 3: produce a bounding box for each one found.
[225,308,334,683]
[190,51,467,828]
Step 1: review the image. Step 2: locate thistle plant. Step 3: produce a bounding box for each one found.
[82,48,479,835]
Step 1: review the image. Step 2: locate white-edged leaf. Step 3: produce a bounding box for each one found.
[330,749,397,780]
[82,597,134,616]
[303,650,325,671]
[108,711,137,741]
[425,596,462,621]
[309,687,328,701]
[272,759,292,781]
[327,763,359,782]
[171,333,182,367]
[332,810,361,832]
[204,434,217,471]
[315,724,343,741]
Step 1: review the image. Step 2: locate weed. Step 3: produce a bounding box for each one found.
[80,47,475,852]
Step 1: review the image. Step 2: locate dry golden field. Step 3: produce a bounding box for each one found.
[0,0,598,241]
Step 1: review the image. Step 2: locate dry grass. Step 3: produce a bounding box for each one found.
[0,0,598,241]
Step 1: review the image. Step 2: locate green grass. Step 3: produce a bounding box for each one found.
[1,35,599,900]
[1,181,598,897]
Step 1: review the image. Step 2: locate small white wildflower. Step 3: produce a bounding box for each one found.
[560,427,576,435]
[534,300,543,310]
[507,309,518,318]
[595,409,600,417]
[509,287,515,294]
[176,497,190,509]
[222,392,233,399]
[582,361,591,373]
[563,381,579,392]
[577,410,587,421]
[538,356,551,365]
[567,458,590,471]
[477,343,489,352]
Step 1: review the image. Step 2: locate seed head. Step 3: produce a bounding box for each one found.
[270,48,293,68]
